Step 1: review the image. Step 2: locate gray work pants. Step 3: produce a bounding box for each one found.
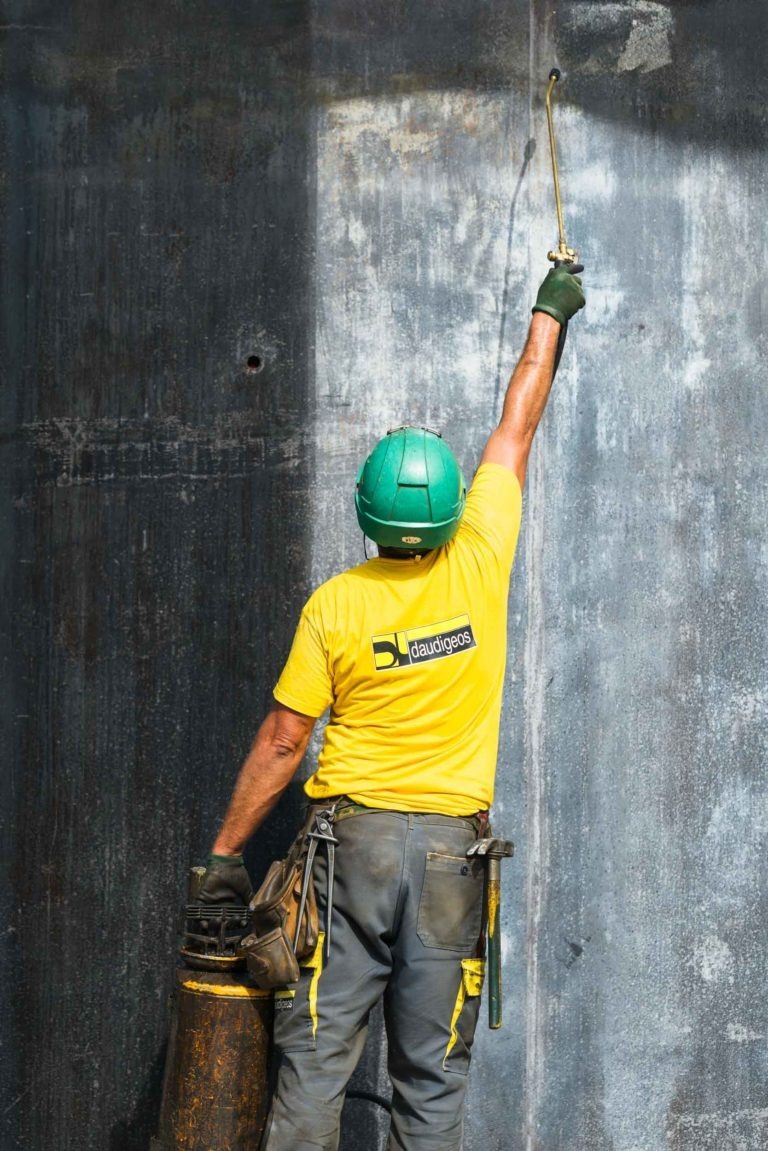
[262,809,487,1151]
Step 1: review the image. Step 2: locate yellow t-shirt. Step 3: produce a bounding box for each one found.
[273,463,523,815]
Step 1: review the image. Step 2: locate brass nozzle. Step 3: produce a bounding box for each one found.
[545,69,577,265]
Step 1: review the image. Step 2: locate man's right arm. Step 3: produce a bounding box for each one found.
[196,703,316,905]
[481,266,585,489]
[212,704,316,855]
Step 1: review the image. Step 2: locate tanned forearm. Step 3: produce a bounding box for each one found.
[498,312,561,441]
[211,707,314,855]
[481,311,561,486]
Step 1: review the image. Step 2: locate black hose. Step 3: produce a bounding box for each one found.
[553,319,568,379]
[493,138,536,414]
[551,261,583,381]
[345,1089,392,1114]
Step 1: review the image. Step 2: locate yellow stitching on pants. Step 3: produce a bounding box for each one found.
[443,959,485,1068]
[301,931,326,1041]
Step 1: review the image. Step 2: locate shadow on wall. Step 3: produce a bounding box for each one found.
[3,3,315,1150]
[311,0,768,149]
[108,1045,167,1151]
[107,780,310,1150]
[554,0,768,148]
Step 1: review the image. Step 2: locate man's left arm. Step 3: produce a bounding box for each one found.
[481,266,585,489]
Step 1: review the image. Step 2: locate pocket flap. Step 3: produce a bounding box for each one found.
[250,859,299,913]
[461,958,485,997]
[300,932,326,971]
[417,853,484,952]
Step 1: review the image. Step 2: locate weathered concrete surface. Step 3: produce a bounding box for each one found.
[309,3,768,1149]
[3,2,768,1149]
[1,4,316,1148]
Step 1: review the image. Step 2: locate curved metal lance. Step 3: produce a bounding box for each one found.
[544,68,582,375]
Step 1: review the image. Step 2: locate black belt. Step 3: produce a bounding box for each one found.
[318,795,490,834]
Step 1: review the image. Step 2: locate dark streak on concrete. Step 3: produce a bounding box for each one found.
[1,3,313,1148]
[555,0,768,148]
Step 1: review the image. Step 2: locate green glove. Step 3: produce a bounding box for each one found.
[197,853,254,906]
[532,264,585,327]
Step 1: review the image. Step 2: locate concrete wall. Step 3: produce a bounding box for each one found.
[3,2,767,1149]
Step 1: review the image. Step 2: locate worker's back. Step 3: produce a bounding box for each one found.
[274,463,523,815]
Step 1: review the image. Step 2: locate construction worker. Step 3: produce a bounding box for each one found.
[198,265,585,1151]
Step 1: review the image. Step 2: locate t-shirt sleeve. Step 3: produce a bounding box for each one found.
[273,598,334,718]
[458,462,523,572]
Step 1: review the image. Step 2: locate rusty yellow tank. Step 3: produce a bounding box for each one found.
[152,869,273,1151]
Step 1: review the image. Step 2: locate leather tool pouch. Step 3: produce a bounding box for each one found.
[240,813,320,989]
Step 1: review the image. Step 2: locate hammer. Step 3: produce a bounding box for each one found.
[467,837,514,1029]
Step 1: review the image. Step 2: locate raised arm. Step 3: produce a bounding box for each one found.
[481,266,585,488]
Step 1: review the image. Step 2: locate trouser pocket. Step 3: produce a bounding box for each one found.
[272,932,325,1053]
[443,958,485,1075]
[417,853,484,951]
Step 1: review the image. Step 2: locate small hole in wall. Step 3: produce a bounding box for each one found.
[246,354,264,373]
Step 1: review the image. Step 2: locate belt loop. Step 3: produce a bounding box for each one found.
[476,810,491,838]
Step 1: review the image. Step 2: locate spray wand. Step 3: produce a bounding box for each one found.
[544,68,582,373]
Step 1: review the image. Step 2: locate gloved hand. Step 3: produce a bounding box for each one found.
[532,263,585,327]
[196,853,254,906]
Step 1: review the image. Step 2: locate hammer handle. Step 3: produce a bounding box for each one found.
[487,859,503,1029]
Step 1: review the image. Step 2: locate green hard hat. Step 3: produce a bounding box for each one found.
[355,426,467,550]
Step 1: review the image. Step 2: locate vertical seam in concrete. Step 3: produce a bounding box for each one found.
[523,4,548,1149]
[522,347,547,1151]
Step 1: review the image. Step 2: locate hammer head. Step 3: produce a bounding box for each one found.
[466,838,514,861]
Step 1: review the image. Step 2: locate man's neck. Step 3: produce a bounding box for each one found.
[377,546,434,561]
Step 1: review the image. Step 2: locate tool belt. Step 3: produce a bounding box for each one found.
[331,796,490,836]
[240,804,338,989]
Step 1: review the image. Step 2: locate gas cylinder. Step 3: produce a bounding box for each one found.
[152,868,273,1151]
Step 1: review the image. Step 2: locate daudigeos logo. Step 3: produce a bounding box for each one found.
[372,614,476,671]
